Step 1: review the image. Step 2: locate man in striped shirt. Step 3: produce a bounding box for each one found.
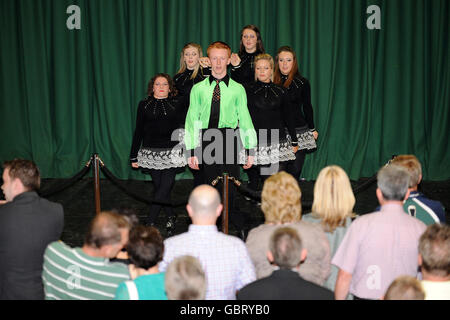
[159,185,256,300]
[42,211,131,300]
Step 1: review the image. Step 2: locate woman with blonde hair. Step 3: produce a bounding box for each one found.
[174,43,208,98]
[244,54,297,192]
[245,171,331,285]
[173,43,209,187]
[303,165,356,293]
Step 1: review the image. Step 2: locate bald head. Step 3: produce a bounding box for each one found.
[187,185,222,224]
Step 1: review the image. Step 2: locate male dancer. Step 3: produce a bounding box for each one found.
[185,41,257,239]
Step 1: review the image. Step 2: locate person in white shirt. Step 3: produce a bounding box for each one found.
[419,223,450,300]
[158,184,256,300]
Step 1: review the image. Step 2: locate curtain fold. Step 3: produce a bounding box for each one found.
[0,0,448,180]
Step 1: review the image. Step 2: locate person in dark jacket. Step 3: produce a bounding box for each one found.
[0,159,64,300]
[237,227,334,300]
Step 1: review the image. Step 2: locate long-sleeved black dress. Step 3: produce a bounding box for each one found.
[129,96,186,169]
[245,80,297,166]
[280,74,317,150]
[230,50,263,85]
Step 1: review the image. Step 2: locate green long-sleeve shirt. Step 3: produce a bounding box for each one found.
[184,77,257,151]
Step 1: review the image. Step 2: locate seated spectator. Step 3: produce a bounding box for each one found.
[333,165,426,300]
[384,276,425,300]
[237,227,334,300]
[303,165,356,293]
[42,211,131,300]
[159,185,256,300]
[418,224,450,300]
[110,207,140,265]
[246,171,331,285]
[0,159,64,300]
[165,255,206,300]
[391,155,446,224]
[115,226,167,300]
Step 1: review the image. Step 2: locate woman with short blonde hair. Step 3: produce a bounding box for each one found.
[246,171,331,285]
[244,54,297,192]
[261,171,302,223]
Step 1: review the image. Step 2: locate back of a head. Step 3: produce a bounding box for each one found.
[261,171,301,224]
[269,227,303,269]
[312,165,355,232]
[188,185,221,222]
[84,211,130,249]
[3,159,40,191]
[419,224,450,279]
[111,207,140,229]
[384,276,425,300]
[165,255,206,300]
[390,155,422,188]
[127,225,164,270]
[377,165,410,201]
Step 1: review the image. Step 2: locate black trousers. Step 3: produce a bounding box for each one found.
[146,168,177,224]
[190,166,205,188]
[198,128,246,230]
[286,149,306,181]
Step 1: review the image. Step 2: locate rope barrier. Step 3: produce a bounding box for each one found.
[36,154,397,214]
[98,158,188,208]
[39,157,93,197]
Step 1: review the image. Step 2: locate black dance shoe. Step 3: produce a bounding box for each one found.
[166,215,177,237]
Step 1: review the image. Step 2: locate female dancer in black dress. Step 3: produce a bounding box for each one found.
[130,74,186,235]
[273,46,318,182]
[199,25,265,86]
[173,43,208,187]
[230,24,265,85]
[244,54,298,192]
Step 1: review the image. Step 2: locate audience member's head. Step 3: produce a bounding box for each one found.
[419,224,450,280]
[2,159,40,201]
[376,165,410,203]
[390,155,422,189]
[83,211,131,258]
[261,171,301,224]
[384,275,425,300]
[165,255,207,300]
[126,225,164,270]
[311,165,355,232]
[267,227,307,269]
[111,207,140,229]
[186,185,222,225]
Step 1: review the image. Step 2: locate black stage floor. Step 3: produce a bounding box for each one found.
[40,176,450,248]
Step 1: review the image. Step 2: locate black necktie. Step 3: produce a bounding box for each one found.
[208,79,221,128]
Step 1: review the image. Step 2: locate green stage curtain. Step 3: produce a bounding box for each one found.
[1,0,448,180]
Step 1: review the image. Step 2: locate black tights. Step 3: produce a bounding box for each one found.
[146,168,177,224]
[286,150,306,182]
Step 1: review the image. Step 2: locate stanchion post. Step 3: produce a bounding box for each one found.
[93,154,101,215]
[222,173,229,234]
